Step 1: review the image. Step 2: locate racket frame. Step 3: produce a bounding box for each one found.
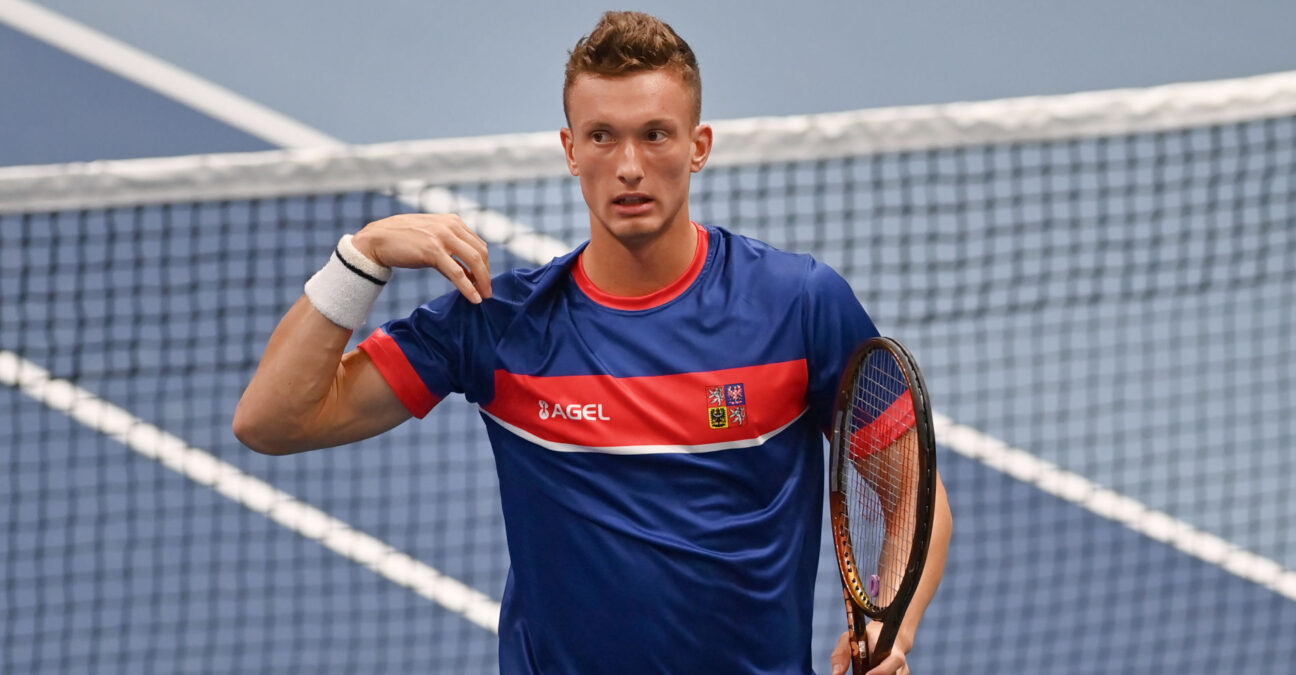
[828,336,938,672]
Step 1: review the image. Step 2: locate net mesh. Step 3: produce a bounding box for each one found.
[4,72,1296,673]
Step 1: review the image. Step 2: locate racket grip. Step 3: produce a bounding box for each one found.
[849,643,869,674]
[842,588,870,674]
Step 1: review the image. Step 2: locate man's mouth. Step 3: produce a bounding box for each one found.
[613,194,653,205]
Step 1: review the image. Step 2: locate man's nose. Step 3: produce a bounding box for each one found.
[617,141,644,184]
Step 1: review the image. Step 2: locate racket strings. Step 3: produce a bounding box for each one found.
[842,353,920,610]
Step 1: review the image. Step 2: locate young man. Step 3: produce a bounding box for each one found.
[234,11,951,675]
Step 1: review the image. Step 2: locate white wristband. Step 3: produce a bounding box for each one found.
[304,234,393,330]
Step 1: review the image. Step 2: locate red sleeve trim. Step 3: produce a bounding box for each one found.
[358,328,439,418]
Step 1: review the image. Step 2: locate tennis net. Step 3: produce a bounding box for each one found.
[3,70,1295,673]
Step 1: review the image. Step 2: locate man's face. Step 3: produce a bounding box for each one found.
[561,70,711,246]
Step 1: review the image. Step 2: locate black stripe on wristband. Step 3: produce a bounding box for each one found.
[333,246,388,286]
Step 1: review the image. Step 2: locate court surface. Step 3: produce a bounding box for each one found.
[3,3,1294,673]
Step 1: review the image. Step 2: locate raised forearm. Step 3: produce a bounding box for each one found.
[233,296,354,453]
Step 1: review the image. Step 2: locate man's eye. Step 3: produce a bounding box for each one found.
[647,130,667,142]
[591,131,611,143]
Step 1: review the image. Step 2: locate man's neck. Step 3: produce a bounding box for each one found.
[581,216,699,297]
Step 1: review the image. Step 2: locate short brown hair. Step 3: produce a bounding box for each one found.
[563,11,702,125]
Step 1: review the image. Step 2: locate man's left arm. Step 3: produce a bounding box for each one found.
[830,471,951,675]
[802,258,954,674]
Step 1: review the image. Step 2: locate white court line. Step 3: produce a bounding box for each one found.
[0,0,334,148]
[0,0,546,634]
[0,350,503,633]
[933,412,1296,602]
[0,0,569,263]
[4,0,1291,614]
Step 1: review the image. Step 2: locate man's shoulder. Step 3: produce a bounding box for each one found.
[488,245,583,301]
[709,225,816,276]
[397,246,581,335]
[706,225,864,326]
[708,224,838,292]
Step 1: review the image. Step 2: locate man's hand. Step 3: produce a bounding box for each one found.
[352,213,493,303]
[829,625,911,675]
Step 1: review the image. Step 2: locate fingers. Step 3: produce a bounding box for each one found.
[829,630,851,675]
[434,250,483,304]
[418,220,489,304]
[860,622,895,675]
[355,213,492,303]
[826,622,906,675]
[864,648,908,675]
[864,655,907,675]
[446,223,492,301]
[437,223,491,303]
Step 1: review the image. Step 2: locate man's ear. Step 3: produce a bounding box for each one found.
[690,123,713,173]
[560,127,580,177]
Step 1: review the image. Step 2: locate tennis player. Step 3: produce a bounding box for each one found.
[234,11,951,675]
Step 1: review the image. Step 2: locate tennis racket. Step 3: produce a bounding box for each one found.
[829,337,937,673]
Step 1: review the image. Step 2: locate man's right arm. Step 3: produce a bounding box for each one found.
[232,213,492,455]
[232,296,410,454]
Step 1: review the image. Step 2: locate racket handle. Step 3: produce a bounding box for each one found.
[849,642,869,674]
[842,588,870,674]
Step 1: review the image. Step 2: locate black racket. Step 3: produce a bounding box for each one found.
[829,337,937,672]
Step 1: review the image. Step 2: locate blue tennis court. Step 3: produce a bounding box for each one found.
[3,3,1294,673]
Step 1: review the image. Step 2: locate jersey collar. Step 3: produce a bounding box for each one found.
[573,221,710,311]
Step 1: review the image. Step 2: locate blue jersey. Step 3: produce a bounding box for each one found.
[359,223,878,674]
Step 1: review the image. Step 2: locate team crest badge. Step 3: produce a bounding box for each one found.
[706,383,747,428]
[709,406,729,429]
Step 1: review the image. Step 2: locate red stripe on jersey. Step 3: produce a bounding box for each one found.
[484,359,809,449]
[572,222,709,311]
[850,392,915,459]
[358,328,440,418]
